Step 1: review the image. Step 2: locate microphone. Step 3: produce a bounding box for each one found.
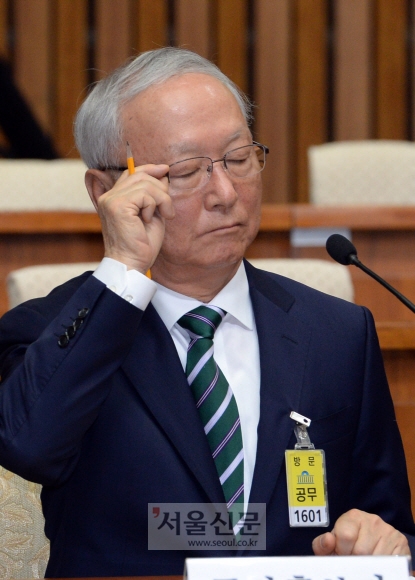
[326,233,415,314]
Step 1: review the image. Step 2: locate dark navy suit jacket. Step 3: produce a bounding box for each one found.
[0,260,414,577]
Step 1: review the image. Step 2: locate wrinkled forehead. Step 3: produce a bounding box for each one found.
[120,73,250,161]
[123,74,242,123]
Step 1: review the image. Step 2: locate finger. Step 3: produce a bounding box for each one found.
[134,163,170,180]
[349,527,409,556]
[117,163,170,185]
[330,513,361,555]
[371,528,410,556]
[101,178,174,222]
[337,523,376,555]
[391,538,411,556]
[132,182,174,221]
[330,510,409,556]
[312,532,336,555]
[139,193,160,223]
[118,170,174,220]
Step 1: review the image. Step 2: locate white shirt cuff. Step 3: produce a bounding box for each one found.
[93,257,156,311]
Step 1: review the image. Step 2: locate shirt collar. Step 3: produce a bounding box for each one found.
[151,261,254,332]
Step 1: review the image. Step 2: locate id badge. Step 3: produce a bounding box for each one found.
[285,412,329,527]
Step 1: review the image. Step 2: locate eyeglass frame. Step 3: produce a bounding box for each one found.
[99,141,269,190]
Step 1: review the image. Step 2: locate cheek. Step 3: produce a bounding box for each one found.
[248,177,262,206]
[239,180,262,223]
[161,199,201,249]
[162,221,188,249]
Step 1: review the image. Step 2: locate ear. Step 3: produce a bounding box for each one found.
[85,169,116,211]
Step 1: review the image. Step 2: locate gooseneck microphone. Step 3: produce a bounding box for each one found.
[326,233,415,314]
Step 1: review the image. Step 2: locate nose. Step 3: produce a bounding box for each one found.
[204,161,238,209]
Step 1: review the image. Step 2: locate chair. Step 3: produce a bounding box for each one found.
[0,158,93,211]
[248,258,354,302]
[7,262,100,309]
[0,466,49,579]
[308,140,415,206]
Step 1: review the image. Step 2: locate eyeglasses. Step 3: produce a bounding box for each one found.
[101,141,269,194]
[167,142,269,193]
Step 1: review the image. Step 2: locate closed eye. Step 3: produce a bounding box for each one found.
[170,167,203,180]
[227,157,250,165]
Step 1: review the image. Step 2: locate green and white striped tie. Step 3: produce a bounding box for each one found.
[178,305,244,527]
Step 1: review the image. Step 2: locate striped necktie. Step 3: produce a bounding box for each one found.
[178,305,244,526]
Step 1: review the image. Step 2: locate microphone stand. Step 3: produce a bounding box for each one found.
[348,254,415,314]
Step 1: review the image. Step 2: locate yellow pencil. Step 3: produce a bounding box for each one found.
[126,142,151,279]
[126,141,135,175]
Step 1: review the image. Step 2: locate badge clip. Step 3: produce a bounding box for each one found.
[290,411,315,450]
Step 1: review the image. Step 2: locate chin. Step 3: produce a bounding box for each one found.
[202,251,245,270]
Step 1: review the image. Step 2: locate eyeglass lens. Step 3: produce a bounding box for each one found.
[168,144,266,192]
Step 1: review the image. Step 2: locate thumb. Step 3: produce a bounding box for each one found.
[312,532,336,555]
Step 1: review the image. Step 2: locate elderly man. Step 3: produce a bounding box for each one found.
[0,47,414,577]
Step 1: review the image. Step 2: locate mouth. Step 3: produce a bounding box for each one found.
[208,223,243,234]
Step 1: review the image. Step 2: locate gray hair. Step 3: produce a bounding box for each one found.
[74,47,253,169]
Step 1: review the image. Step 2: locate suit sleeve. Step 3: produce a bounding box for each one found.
[0,274,143,485]
[350,307,415,548]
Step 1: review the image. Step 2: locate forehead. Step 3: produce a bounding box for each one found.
[121,73,250,159]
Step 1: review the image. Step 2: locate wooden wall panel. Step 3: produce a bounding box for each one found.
[375,0,408,139]
[53,0,88,157]
[293,0,328,203]
[134,0,168,53]
[95,0,131,78]
[333,0,373,140]
[175,0,211,58]
[0,0,7,57]
[254,0,292,203]
[215,0,248,93]
[1,1,415,201]
[14,0,51,131]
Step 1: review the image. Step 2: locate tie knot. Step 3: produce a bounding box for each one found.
[178,305,226,339]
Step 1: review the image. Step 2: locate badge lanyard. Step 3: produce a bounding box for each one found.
[285,411,329,527]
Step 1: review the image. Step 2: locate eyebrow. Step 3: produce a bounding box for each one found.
[167,129,252,159]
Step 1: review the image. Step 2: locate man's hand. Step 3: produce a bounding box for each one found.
[312,509,410,556]
[93,164,174,274]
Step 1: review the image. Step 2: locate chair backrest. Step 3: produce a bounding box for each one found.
[7,262,100,309]
[0,158,93,211]
[0,466,49,579]
[7,260,354,308]
[308,140,415,206]
[248,258,354,302]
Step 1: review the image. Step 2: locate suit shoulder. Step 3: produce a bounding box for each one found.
[249,265,369,328]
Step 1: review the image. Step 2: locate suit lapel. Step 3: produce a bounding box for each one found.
[245,261,312,507]
[121,303,225,505]
[121,263,311,512]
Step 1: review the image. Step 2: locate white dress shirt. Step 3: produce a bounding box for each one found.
[94,258,261,506]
